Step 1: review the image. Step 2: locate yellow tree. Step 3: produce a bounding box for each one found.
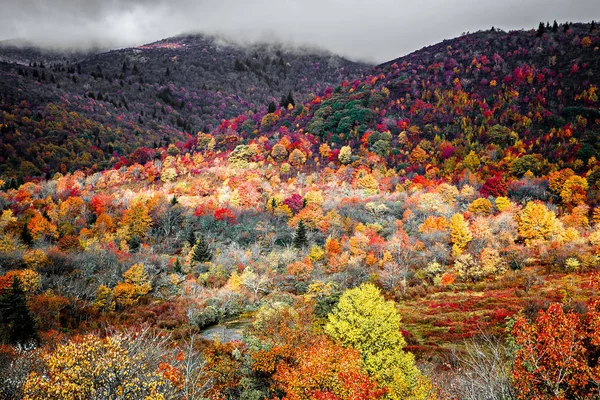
[113,263,152,308]
[468,198,494,216]
[325,283,430,399]
[121,202,152,241]
[271,143,288,162]
[289,149,307,168]
[518,201,559,245]
[560,175,588,208]
[22,334,179,399]
[338,146,352,164]
[449,213,472,256]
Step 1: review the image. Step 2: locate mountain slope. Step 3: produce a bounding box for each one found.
[0,34,369,180]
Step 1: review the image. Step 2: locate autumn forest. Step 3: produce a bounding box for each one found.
[1,20,600,399]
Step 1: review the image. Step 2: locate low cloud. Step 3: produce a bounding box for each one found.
[1,0,599,62]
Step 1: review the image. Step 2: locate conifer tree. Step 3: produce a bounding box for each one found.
[293,220,308,249]
[192,234,212,263]
[187,229,196,246]
[0,277,37,345]
[536,22,545,37]
[552,20,559,33]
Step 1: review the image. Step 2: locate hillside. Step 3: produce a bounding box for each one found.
[1,22,600,399]
[0,34,368,181]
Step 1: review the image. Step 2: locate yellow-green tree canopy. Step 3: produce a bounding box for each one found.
[324,283,429,399]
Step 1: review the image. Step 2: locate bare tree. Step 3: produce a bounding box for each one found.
[448,331,516,400]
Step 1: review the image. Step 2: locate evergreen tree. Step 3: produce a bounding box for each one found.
[293,220,308,249]
[187,229,196,246]
[287,90,296,107]
[280,91,295,108]
[591,21,597,32]
[0,277,37,345]
[128,234,141,253]
[21,225,33,246]
[552,20,559,33]
[536,22,545,37]
[267,101,277,113]
[279,94,288,108]
[173,258,183,274]
[192,234,212,263]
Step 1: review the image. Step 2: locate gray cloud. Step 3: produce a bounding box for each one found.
[1,0,599,62]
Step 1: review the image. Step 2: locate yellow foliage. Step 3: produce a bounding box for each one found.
[122,202,152,240]
[356,173,378,195]
[261,112,279,129]
[123,263,152,297]
[338,146,352,164]
[590,229,600,247]
[518,201,559,245]
[449,213,472,256]
[0,233,24,252]
[5,269,41,293]
[22,334,177,399]
[227,271,243,291]
[113,282,138,308]
[23,249,49,270]
[593,208,600,226]
[308,245,325,262]
[0,209,17,230]
[436,183,459,205]
[280,162,291,174]
[288,149,307,167]
[548,168,574,193]
[160,167,178,182]
[468,198,494,215]
[560,175,588,207]
[349,232,369,258]
[304,190,324,207]
[495,196,512,212]
[93,284,115,312]
[462,151,481,172]
[460,184,477,200]
[271,143,288,161]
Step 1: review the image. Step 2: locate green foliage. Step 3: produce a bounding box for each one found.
[510,154,544,177]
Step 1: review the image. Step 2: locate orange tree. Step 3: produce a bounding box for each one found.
[511,299,600,399]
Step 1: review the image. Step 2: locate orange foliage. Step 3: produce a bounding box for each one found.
[419,216,449,233]
[27,211,58,242]
[274,336,385,400]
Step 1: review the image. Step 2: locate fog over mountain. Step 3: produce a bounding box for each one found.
[1,0,599,62]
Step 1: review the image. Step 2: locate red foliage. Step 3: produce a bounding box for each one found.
[214,207,237,224]
[480,175,508,197]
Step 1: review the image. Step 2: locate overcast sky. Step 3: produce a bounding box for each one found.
[1,0,599,63]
